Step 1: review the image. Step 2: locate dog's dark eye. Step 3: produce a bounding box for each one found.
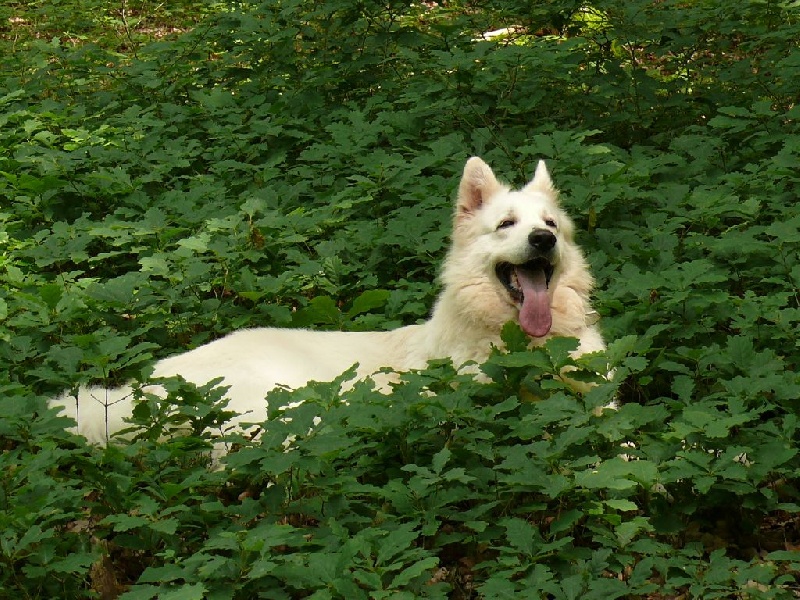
[497,219,516,230]
[544,218,557,228]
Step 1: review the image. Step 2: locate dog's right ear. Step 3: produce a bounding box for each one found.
[524,160,556,195]
[457,157,503,217]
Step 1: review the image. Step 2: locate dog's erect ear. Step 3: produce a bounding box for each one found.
[457,157,503,216]
[524,160,556,195]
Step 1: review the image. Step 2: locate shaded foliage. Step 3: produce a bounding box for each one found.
[1,0,799,597]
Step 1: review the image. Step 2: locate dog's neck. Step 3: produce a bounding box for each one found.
[417,287,506,368]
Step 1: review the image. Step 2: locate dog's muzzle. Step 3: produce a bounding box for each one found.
[495,228,557,338]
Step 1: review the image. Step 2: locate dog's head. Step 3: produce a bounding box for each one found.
[444,157,579,339]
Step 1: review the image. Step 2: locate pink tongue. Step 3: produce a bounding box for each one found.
[516,267,552,337]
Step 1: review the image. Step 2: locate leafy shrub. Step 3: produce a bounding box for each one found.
[1,0,799,597]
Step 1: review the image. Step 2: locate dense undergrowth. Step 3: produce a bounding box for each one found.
[1,0,799,597]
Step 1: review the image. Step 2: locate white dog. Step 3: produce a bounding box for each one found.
[53,157,606,445]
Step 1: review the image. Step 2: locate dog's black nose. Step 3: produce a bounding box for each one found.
[528,229,556,252]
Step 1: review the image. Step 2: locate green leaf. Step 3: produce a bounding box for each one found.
[375,523,420,566]
[176,232,211,253]
[292,296,342,326]
[247,558,278,580]
[102,514,149,532]
[139,255,171,276]
[159,583,207,600]
[479,576,518,598]
[39,283,63,311]
[545,335,580,366]
[502,517,540,556]
[148,518,179,535]
[137,564,187,584]
[16,525,54,552]
[549,509,583,535]
[389,556,440,588]
[574,458,658,490]
[347,289,390,317]
[49,552,97,574]
[117,585,159,600]
[605,499,638,512]
[615,516,653,546]
[431,446,451,475]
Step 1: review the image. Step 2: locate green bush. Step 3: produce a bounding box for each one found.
[1,0,799,597]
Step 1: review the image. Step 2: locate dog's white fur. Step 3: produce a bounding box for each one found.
[53,157,605,445]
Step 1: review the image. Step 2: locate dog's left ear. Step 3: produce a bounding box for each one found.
[524,160,556,195]
[457,157,504,217]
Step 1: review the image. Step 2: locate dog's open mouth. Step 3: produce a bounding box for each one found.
[495,258,555,338]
